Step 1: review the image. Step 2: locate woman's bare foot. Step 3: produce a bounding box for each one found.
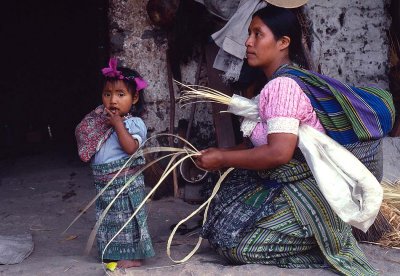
[117,259,142,268]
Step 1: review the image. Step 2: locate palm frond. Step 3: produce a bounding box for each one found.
[373,179,400,248]
[175,80,231,106]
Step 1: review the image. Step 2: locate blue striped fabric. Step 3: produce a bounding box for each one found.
[274,65,396,145]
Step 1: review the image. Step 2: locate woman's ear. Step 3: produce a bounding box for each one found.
[132,91,139,105]
[278,36,291,51]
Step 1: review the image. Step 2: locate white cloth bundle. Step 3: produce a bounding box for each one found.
[298,124,382,232]
[227,94,259,137]
[211,0,267,81]
[0,234,34,265]
[225,94,382,232]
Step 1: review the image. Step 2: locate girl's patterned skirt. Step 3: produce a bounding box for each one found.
[91,156,154,260]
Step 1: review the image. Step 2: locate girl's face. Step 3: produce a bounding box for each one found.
[245,16,285,69]
[102,80,138,117]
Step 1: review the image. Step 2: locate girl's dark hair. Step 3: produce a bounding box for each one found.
[102,67,145,116]
[253,6,308,68]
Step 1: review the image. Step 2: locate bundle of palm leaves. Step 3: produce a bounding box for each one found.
[375,180,400,248]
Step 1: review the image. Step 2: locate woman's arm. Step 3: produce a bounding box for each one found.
[196,132,298,171]
[219,139,251,151]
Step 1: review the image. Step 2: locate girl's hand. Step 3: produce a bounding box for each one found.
[104,108,123,127]
[104,107,139,155]
[195,148,225,171]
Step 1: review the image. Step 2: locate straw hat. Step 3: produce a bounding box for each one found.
[265,0,309,8]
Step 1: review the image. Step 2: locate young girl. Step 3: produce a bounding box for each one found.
[75,58,154,268]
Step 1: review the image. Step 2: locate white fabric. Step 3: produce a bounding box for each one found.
[229,94,260,137]
[240,118,258,137]
[194,0,241,21]
[298,124,382,232]
[0,234,34,265]
[267,117,299,135]
[228,94,259,120]
[241,117,300,139]
[212,0,267,81]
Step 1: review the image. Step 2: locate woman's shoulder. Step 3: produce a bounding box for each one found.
[259,76,304,100]
[263,76,301,91]
[258,76,315,118]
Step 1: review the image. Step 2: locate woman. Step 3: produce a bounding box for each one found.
[196,6,391,275]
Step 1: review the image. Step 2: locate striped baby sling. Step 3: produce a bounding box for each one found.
[273,65,396,146]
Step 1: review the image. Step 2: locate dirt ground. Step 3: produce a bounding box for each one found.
[0,144,399,276]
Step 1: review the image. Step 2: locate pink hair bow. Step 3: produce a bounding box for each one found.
[101,57,123,79]
[134,77,148,91]
[101,57,148,91]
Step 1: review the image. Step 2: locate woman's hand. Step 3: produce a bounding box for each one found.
[195,148,226,171]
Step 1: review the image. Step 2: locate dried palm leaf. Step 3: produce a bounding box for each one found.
[372,180,400,248]
[176,80,232,106]
[382,179,400,209]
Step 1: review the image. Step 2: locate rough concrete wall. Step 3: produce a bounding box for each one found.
[304,0,391,88]
[382,137,400,182]
[108,0,213,146]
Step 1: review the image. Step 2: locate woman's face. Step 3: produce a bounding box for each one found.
[245,16,282,69]
[102,80,138,117]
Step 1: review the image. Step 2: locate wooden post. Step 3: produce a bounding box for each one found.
[204,43,236,148]
[166,54,179,197]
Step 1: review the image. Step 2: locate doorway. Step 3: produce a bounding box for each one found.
[0,0,109,157]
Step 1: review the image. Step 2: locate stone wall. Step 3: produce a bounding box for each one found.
[108,0,213,146]
[382,137,400,182]
[108,0,392,144]
[304,0,391,88]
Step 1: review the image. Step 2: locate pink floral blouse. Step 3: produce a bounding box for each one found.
[250,76,325,147]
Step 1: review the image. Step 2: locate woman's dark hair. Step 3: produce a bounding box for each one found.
[253,6,308,68]
[102,67,145,116]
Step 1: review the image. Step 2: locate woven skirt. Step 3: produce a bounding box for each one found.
[92,157,154,260]
[203,158,378,276]
[218,192,328,268]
